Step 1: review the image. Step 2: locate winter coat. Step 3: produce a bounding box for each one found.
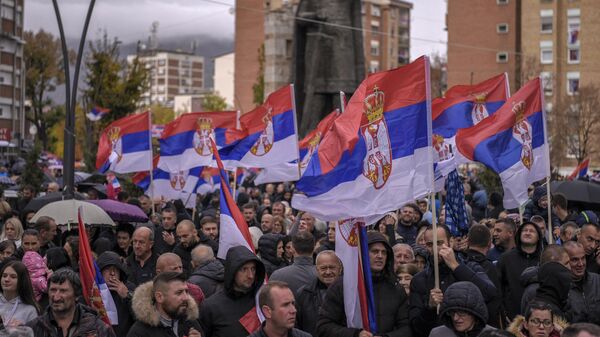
[465,249,503,328]
[248,325,312,337]
[26,304,115,337]
[188,259,225,298]
[153,225,177,255]
[0,294,38,326]
[199,245,266,337]
[523,186,560,228]
[507,314,567,337]
[296,278,328,336]
[125,252,158,287]
[127,281,202,337]
[270,256,317,296]
[570,271,600,324]
[22,251,48,301]
[429,281,495,337]
[497,222,543,319]
[173,234,219,275]
[258,233,284,277]
[317,232,412,337]
[409,253,497,337]
[519,266,539,315]
[97,251,135,337]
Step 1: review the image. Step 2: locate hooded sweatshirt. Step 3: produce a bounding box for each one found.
[199,246,266,337]
[429,281,494,337]
[97,251,135,337]
[258,233,284,277]
[497,222,543,319]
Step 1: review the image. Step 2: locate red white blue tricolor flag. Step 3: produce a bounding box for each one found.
[211,139,254,259]
[568,158,589,181]
[254,108,340,184]
[292,56,433,221]
[96,111,152,174]
[86,106,110,122]
[219,85,299,169]
[335,218,377,332]
[432,73,510,190]
[78,207,118,326]
[158,111,238,172]
[456,77,550,208]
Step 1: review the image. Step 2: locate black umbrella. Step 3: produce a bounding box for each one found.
[551,180,600,204]
[23,192,86,213]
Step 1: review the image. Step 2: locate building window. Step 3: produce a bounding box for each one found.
[158,59,166,66]
[371,20,380,33]
[369,60,380,73]
[540,41,553,64]
[540,10,553,33]
[158,67,165,75]
[497,23,509,33]
[540,72,553,96]
[496,52,508,63]
[371,4,381,17]
[567,72,580,95]
[496,0,508,5]
[568,47,580,64]
[567,14,580,46]
[370,40,380,56]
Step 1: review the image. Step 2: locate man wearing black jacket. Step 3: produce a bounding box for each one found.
[317,231,412,337]
[409,224,497,337]
[153,207,178,255]
[97,251,135,337]
[173,220,218,274]
[497,221,543,320]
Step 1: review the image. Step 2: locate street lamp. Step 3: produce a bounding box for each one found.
[52,0,96,198]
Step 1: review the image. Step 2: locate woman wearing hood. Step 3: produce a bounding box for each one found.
[258,233,284,277]
[429,281,495,337]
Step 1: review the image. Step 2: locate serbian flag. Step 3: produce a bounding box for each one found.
[158,111,238,172]
[86,106,110,122]
[292,57,433,221]
[335,218,377,332]
[78,207,118,326]
[96,111,152,173]
[133,162,204,208]
[432,73,510,189]
[195,167,221,196]
[456,77,550,208]
[219,85,299,169]
[105,173,121,200]
[254,109,340,184]
[211,138,254,258]
[568,159,589,180]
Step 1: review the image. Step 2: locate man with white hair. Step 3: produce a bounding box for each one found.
[393,243,415,273]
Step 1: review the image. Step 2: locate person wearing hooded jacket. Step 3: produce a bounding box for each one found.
[429,281,495,337]
[409,225,497,337]
[199,245,266,337]
[258,233,285,277]
[316,231,412,337]
[97,251,136,337]
[497,221,543,320]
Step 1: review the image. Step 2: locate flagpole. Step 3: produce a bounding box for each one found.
[339,91,346,112]
[232,169,237,199]
[423,56,440,299]
[290,84,302,180]
[539,76,553,243]
[148,110,156,215]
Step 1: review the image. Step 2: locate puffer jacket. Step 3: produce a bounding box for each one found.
[199,245,266,337]
[497,222,543,319]
[429,281,495,337]
[317,232,412,337]
[127,281,202,337]
[258,233,284,277]
[523,186,560,228]
[188,259,225,298]
[27,304,115,337]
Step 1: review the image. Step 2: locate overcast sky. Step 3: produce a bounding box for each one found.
[25,0,447,59]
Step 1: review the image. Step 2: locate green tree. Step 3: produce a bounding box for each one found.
[81,32,150,171]
[252,44,265,106]
[24,30,72,150]
[20,142,44,190]
[203,92,228,111]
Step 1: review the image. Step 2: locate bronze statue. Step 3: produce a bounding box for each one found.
[292,0,365,135]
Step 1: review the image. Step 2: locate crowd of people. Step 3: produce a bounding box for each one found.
[0,169,598,337]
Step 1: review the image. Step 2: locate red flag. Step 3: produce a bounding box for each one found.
[78,208,111,325]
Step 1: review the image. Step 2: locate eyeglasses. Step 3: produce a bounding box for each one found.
[529,318,553,328]
[449,310,469,318]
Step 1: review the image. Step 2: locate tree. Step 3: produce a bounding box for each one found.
[81,32,150,171]
[252,44,265,106]
[203,92,228,111]
[24,30,73,150]
[429,53,447,98]
[553,84,600,165]
[20,142,44,190]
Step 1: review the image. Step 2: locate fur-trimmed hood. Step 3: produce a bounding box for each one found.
[131,281,199,326]
[507,315,568,337]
